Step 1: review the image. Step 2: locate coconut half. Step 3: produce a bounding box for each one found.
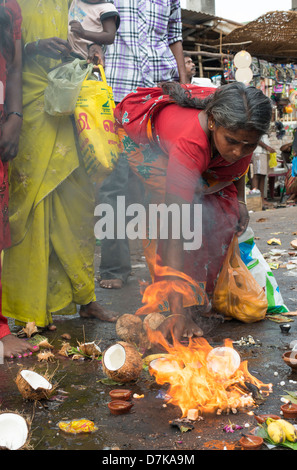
[102,342,143,383]
[0,413,29,450]
[16,369,54,401]
[206,347,241,380]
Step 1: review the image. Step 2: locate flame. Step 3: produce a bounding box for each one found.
[147,330,272,417]
[136,253,208,315]
[139,244,272,417]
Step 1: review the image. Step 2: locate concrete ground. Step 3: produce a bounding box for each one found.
[1,204,297,452]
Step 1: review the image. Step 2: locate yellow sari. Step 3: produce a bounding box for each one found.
[2,0,96,327]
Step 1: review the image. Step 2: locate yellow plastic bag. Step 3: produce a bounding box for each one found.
[74,65,120,183]
[269,152,277,168]
[212,236,268,323]
[58,419,98,434]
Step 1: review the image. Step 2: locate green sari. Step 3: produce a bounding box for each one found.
[2,0,96,327]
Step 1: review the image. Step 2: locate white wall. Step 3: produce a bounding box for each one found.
[180,0,215,15]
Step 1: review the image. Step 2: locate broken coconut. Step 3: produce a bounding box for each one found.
[0,412,30,450]
[15,369,55,401]
[18,321,38,338]
[143,312,165,332]
[37,350,55,362]
[102,341,143,383]
[77,341,101,358]
[115,314,145,345]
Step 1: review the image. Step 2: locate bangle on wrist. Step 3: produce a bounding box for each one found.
[24,40,40,55]
[7,111,23,119]
[238,199,246,205]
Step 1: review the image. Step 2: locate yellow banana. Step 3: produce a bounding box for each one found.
[276,419,297,443]
[142,353,169,366]
[267,421,286,444]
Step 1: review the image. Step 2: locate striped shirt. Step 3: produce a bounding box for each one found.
[104,0,183,102]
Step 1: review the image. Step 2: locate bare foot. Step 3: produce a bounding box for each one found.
[79,301,119,322]
[1,334,38,359]
[99,279,123,289]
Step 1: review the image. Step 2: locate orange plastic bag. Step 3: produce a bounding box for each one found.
[212,236,268,323]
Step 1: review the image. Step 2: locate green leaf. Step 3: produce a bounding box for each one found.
[282,391,297,404]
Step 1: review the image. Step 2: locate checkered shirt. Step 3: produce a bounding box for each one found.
[104,0,183,102]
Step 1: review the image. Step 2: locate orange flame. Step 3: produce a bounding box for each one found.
[136,253,208,316]
[147,330,272,417]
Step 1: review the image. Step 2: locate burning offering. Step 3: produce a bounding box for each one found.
[148,332,272,417]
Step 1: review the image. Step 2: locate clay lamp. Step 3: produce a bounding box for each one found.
[239,434,263,450]
[281,402,297,419]
[109,389,132,401]
[282,351,297,371]
[108,400,134,415]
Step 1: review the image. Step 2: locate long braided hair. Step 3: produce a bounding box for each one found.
[161,81,272,136]
[0,0,15,62]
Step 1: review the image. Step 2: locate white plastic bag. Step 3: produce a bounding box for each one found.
[44,59,93,116]
[238,227,288,314]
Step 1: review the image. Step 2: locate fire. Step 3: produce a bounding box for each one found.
[136,253,208,315]
[147,330,272,417]
[138,251,272,417]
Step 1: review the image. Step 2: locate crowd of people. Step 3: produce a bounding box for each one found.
[0,0,273,358]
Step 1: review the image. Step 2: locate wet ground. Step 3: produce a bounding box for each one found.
[2,204,297,453]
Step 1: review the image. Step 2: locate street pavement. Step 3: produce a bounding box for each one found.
[1,204,297,451]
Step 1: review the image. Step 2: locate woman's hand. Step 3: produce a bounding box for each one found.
[155,311,203,343]
[236,201,250,236]
[0,115,22,161]
[28,37,72,60]
[87,44,105,68]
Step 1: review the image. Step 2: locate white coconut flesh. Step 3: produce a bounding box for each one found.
[0,413,28,450]
[20,370,52,390]
[206,347,241,379]
[150,358,182,374]
[103,344,126,371]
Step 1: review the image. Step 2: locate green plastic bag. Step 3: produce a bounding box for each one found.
[44,59,93,116]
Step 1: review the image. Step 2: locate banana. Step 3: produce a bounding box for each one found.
[267,421,286,444]
[275,419,297,443]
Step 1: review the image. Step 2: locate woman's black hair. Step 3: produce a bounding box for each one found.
[0,2,15,62]
[161,81,272,136]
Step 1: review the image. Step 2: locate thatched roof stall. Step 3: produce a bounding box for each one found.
[222,10,297,64]
[181,9,241,78]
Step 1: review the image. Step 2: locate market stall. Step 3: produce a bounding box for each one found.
[221,11,297,207]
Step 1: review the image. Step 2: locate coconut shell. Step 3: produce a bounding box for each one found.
[78,341,101,358]
[15,369,55,401]
[143,312,165,332]
[115,314,145,345]
[0,411,31,450]
[37,350,55,362]
[102,341,143,383]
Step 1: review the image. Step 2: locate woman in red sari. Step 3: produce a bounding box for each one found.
[0,0,37,358]
[114,81,272,340]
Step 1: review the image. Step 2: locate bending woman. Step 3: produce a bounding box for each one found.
[115,81,272,340]
[2,0,117,330]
